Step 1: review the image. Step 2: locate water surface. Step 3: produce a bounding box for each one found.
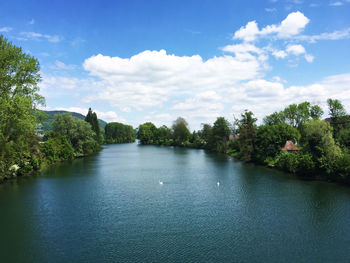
[0,143,349,262]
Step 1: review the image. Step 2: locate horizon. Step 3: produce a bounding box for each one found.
[1,0,350,130]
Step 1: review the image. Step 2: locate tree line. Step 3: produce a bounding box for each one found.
[138,100,350,184]
[0,35,136,182]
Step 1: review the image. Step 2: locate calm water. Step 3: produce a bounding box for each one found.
[1,143,350,263]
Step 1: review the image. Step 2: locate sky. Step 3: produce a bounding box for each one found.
[1,0,350,130]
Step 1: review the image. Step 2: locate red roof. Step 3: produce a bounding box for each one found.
[281,140,299,151]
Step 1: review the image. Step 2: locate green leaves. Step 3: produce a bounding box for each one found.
[52,113,99,156]
[105,122,136,144]
[0,34,43,179]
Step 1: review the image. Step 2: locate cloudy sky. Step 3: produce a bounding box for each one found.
[1,0,350,130]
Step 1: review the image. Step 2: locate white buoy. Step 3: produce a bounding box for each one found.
[159,180,163,185]
[217,182,220,186]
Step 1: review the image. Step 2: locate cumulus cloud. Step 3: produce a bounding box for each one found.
[82,50,263,112]
[233,21,260,42]
[272,49,287,59]
[286,44,306,55]
[39,73,103,99]
[234,11,309,42]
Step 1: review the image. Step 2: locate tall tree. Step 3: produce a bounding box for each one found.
[0,35,44,178]
[212,117,231,153]
[138,122,157,144]
[172,117,190,146]
[85,108,101,143]
[327,99,348,138]
[236,110,257,162]
[327,99,346,120]
[302,119,342,175]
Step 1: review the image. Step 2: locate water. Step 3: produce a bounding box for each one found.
[0,143,350,262]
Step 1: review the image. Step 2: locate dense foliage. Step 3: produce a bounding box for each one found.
[0,35,43,180]
[0,35,114,181]
[138,100,350,184]
[105,122,136,144]
[38,110,107,133]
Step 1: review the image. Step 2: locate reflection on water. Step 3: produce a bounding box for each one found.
[0,143,349,263]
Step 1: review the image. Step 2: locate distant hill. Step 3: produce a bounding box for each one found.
[38,110,107,133]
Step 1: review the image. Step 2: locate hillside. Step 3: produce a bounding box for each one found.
[38,110,107,133]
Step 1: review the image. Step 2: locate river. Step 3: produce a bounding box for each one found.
[0,143,349,262]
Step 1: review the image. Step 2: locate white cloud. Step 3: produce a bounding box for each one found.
[265,8,277,12]
[286,44,306,55]
[221,43,262,54]
[39,73,103,99]
[298,28,350,42]
[40,57,350,129]
[50,60,77,70]
[19,31,62,43]
[82,50,263,113]
[260,11,309,38]
[304,54,314,63]
[234,11,309,42]
[0,27,12,32]
[272,49,287,59]
[233,21,260,42]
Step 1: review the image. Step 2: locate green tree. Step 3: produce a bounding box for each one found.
[302,119,342,175]
[254,123,300,163]
[200,123,214,150]
[105,122,136,144]
[236,110,257,162]
[172,117,190,146]
[310,105,324,120]
[138,122,157,144]
[85,108,102,143]
[40,135,74,164]
[52,113,98,156]
[327,98,346,120]
[263,111,285,125]
[156,125,172,145]
[212,117,231,153]
[327,98,349,138]
[264,102,323,128]
[0,34,44,179]
[284,102,312,128]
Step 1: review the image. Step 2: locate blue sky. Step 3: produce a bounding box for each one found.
[1,0,350,129]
